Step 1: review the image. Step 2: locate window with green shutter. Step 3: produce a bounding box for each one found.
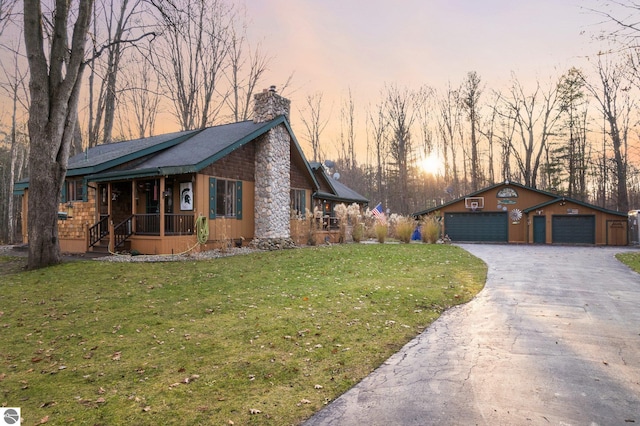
[210,178,243,219]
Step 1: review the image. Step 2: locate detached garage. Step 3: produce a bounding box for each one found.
[414,181,628,246]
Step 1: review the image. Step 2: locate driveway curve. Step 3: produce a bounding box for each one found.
[304,245,640,425]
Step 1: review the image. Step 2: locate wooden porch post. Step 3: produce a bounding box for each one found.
[159,177,165,238]
[107,183,115,251]
[84,223,90,251]
[131,181,137,233]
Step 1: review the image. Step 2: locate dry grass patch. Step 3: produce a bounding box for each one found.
[0,244,485,425]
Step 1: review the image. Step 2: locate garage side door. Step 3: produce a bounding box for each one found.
[552,215,595,244]
[444,212,508,242]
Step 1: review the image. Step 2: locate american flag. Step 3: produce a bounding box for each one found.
[371,202,386,224]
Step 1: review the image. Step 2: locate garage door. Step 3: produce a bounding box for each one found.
[552,215,595,244]
[444,212,508,242]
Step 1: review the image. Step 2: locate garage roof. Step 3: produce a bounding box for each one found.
[522,197,627,217]
[413,181,627,218]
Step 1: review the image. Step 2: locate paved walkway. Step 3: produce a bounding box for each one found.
[304,245,640,425]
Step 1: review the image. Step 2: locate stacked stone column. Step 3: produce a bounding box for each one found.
[253,88,292,243]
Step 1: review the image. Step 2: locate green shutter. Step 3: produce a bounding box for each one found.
[82,180,88,202]
[61,181,67,203]
[236,181,243,219]
[209,178,216,219]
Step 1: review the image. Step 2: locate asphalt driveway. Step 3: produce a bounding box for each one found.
[304,245,640,425]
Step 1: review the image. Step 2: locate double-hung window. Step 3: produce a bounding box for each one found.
[63,178,84,202]
[209,177,242,219]
[290,189,306,218]
[216,179,237,217]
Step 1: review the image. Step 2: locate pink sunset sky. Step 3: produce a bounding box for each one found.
[241,0,616,159]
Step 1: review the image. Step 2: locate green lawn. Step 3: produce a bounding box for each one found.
[0,244,486,425]
[616,251,640,273]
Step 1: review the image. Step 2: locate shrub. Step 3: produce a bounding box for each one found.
[421,215,441,243]
[374,223,388,243]
[334,203,348,242]
[394,216,416,243]
[347,203,362,242]
[352,222,364,243]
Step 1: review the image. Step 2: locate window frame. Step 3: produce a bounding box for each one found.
[290,188,306,218]
[216,179,237,218]
[64,178,85,202]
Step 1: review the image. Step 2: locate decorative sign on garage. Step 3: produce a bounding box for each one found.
[510,208,523,224]
[497,187,518,198]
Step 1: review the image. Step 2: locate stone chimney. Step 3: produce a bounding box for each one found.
[252,87,292,243]
[253,85,291,123]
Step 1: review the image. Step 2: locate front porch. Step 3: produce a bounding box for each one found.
[87,212,197,253]
[77,175,202,254]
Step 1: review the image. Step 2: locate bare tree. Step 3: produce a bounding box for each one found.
[367,99,388,204]
[384,84,427,214]
[299,92,329,162]
[0,37,29,244]
[479,91,501,184]
[500,75,561,188]
[461,71,483,191]
[87,0,147,147]
[150,0,232,130]
[437,83,463,194]
[23,0,95,268]
[415,86,435,162]
[581,57,631,211]
[336,88,356,169]
[587,1,640,46]
[224,13,271,122]
[554,67,590,199]
[121,59,161,138]
[0,0,17,37]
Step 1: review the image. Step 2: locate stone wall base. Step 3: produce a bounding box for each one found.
[250,238,296,250]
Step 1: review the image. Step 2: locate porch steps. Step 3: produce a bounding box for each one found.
[90,238,131,255]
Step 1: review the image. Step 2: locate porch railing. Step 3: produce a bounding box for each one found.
[88,215,109,247]
[114,216,134,249]
[317,216,340,230]
[165,214,195,235]
[134,214,194,236]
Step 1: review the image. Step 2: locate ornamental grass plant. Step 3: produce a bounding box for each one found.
[374,223,388,243]
[421,215,442,244]
[394,216,416,243]
[0,244,486,425]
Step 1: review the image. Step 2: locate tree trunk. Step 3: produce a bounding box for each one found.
[7,82,19,243]
[24,0,94,269]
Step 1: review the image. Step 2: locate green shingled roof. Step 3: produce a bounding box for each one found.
[309,162,368,204]
[66,129,200,176]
